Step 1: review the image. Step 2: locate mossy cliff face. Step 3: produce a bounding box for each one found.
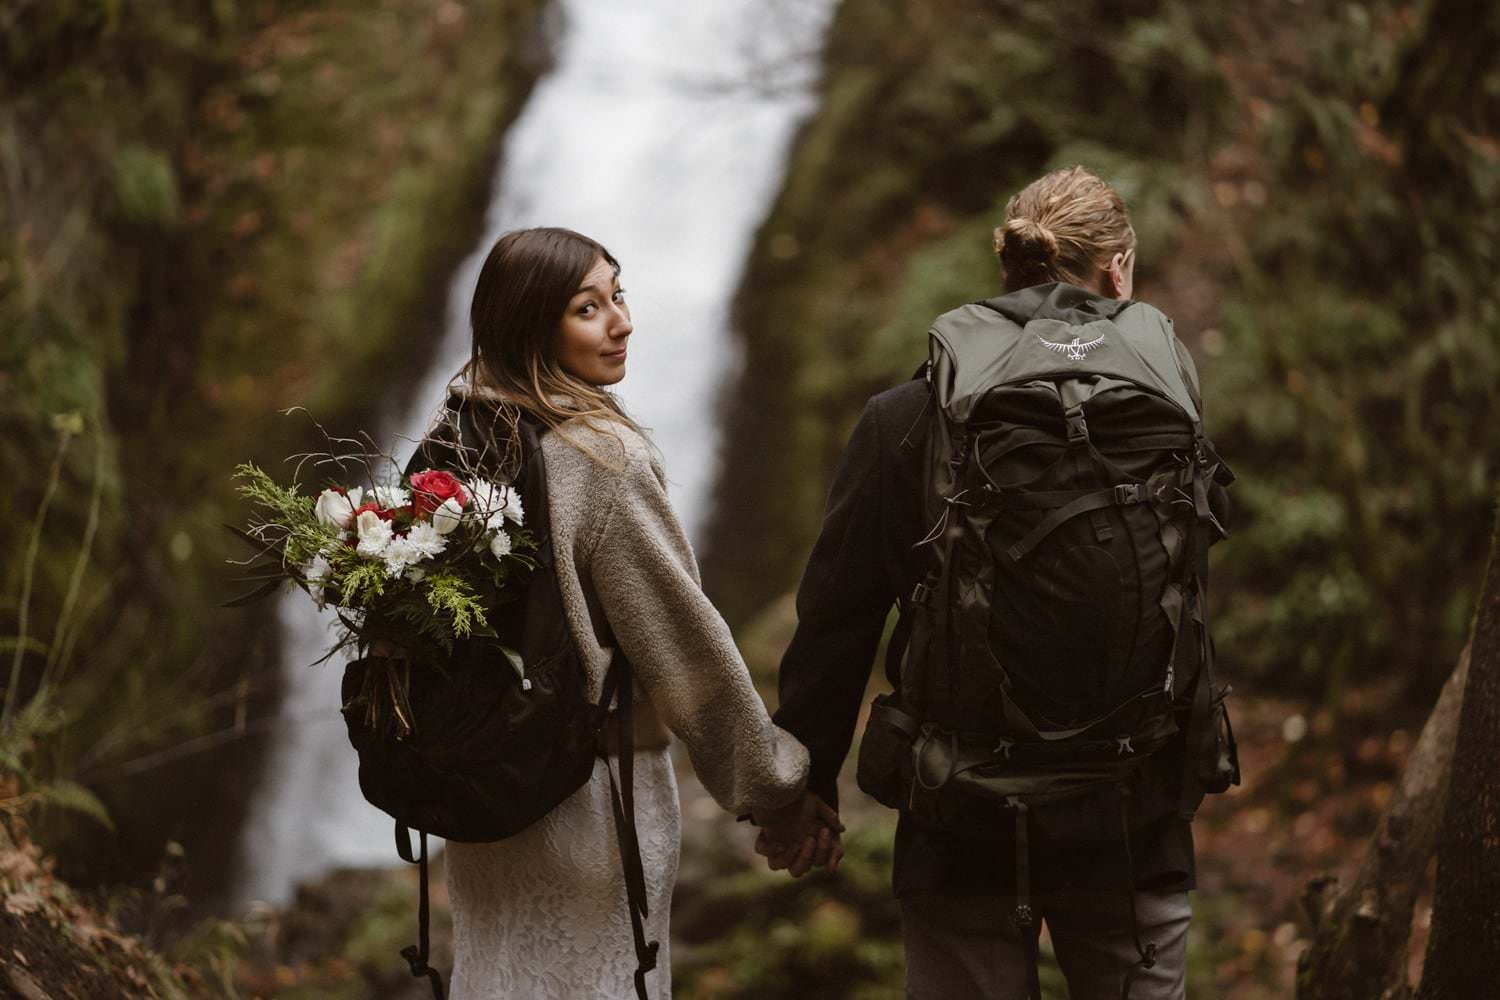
[1,0,551,893]
[701,0,1500,699]
[699,0,1233,626]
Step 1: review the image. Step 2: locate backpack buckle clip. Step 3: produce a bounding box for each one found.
[1065,408,1089,444]
[1113,483,1142,505]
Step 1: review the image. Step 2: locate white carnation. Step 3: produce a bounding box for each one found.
[465,478,523,530]
[372,483,410,509]
[314,487,363,530]
[431,496,465,536]
[355,509,393,558]
[489,529,513,560]
[382,534,420,577]
[464,478,506,531]
[405,520,448,560]
[501,489,524,527]
[302,553,333,610]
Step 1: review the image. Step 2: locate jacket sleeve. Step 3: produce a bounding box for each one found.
[773,397,899,811]
[586,448,810,815]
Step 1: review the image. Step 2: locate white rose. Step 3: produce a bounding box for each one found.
[489,529,513,560]
[314,487,363,530]
[355,509,393,558]
[431,496,465,536]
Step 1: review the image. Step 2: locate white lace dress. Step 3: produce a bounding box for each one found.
[439,407,809,1000]
[445,750,680,999]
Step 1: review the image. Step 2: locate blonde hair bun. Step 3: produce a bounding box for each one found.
[996,166,1136,293]
[997,216,1061,286]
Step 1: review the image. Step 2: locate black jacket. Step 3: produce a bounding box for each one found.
[773,378,1196,897]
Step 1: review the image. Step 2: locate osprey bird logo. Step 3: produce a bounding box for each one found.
[1039,332,1106,361]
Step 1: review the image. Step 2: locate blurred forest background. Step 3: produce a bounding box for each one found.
[3,0,1498,998]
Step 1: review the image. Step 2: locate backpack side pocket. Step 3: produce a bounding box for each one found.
[856,693,919,810]
[1201,685,1241,794]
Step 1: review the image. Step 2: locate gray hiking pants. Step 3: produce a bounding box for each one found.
[901,888,1192,999]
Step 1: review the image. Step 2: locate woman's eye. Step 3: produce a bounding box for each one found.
[613,287,627,302]
[578,302,597,316]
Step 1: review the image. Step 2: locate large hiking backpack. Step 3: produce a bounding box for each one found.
[856,283,1238,998]
[340,394,658,1000]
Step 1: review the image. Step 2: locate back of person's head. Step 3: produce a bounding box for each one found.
[994,166,1136,293]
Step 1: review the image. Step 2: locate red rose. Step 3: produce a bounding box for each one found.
[351,501,395,522]
[410,469,468,518]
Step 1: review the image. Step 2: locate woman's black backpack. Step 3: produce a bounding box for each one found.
[339,394,658,1000]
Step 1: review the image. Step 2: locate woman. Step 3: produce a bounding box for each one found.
[438,227,818,999]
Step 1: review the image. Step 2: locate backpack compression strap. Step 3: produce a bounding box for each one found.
[600,653,661,1000]
[395,822,445,1000]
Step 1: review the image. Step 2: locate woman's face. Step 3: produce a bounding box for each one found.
[555,256,632,386]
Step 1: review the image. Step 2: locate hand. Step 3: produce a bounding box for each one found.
[752,791,845,877]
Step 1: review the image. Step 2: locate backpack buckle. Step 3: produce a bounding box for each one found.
[1113,483,1142,505]
[1065,408,1089,444]
[910,582,933,607]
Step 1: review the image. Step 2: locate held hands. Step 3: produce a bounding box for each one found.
[752,791,845,878]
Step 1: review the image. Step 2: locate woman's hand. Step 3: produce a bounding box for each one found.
[752,791,845,877]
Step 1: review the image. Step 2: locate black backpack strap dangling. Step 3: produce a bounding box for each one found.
[602,653,660,1000]
[1007,796,1042,1000]
[395,822,445,1000]
[1117,784,1158,1000]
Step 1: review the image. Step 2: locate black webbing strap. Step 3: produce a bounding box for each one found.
[1006,484,1145,562]
[601,653,659,1000]
[885,602,914,689]
[1177,511,1218,819]
[1009,797,1042,1000]
[395,823,445,1000]
[1117,785,1158,1000]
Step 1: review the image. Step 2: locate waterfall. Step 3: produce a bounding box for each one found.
[230,0,833,908]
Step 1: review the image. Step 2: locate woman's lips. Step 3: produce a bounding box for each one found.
[602,347,627,360]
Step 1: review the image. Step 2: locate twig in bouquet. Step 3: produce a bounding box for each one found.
[277,406,399,489]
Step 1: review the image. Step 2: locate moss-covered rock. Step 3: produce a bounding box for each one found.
[1,0,551,895]
[702,0,1500,702]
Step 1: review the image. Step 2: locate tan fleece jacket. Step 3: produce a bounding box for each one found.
[538,416,809,816]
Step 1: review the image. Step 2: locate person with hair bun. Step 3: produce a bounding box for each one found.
[768,168,1224,999]
[995,164,1138,298]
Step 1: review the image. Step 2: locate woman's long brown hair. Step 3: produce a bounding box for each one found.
[461,227,639,440]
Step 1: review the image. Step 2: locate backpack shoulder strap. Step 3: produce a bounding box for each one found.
[600,652,660,1000]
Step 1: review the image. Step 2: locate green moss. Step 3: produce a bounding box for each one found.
[110,145,180,230]
[705,0,1500,703]
[2,0,552,888]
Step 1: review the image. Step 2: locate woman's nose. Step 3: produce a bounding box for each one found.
[610,306,633,337]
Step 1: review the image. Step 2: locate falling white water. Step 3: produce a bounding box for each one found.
[230,0,833,908]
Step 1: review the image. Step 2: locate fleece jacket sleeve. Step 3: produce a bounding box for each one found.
[585,447,810,816]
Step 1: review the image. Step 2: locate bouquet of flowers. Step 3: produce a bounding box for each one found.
[228,445,537,734]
